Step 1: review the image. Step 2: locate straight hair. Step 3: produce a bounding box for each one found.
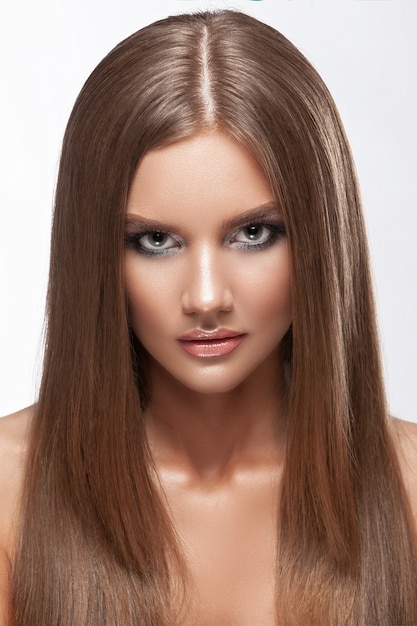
[11,10,417,625]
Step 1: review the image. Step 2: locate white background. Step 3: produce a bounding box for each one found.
[0,0,416,422]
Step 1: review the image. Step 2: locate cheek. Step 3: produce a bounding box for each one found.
[125,260,176,334]
[258,282,291,328]
[239,252,292,324]
[125,263,153,330]
[125,247,292,333]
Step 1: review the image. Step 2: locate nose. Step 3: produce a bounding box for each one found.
[181,245,233,317]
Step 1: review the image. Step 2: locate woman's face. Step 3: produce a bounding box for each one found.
[124,131,292,396]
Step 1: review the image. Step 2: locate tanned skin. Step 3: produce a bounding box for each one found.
[0,406,31,626]
[1,409,417,624]
[1,133,417,623]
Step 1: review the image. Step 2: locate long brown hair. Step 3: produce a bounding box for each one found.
[11,10,417,625]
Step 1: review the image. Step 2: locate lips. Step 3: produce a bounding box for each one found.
[178,329,246,358]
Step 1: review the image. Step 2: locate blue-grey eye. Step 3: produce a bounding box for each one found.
[233,224,271,245]
[139,231,177,250]
[244,225,265,241]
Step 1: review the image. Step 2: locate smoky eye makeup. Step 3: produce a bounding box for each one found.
[124,204,286,257]
[226,221,286,251]
[124,228,183,257]
[223,203,287,252]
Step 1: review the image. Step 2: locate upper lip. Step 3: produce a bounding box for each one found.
[178,329,245,341]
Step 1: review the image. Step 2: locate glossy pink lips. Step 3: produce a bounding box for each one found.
[178,330,246,358]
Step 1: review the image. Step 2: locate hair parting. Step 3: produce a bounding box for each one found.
[198,24,216,123]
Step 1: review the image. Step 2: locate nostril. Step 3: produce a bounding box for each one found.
[181,284,233,316]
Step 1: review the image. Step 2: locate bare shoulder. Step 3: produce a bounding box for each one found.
[0,406,32,625]
[0,405,32,451]
[391,417,417,522]
[0,545,11,626]
[0,406,32,548]
[391,417,417,470]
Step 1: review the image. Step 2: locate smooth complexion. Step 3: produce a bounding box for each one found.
[124,131,292,623]
[125,131,292,399]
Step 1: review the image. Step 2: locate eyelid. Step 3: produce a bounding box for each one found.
[124,228,184,257]
[138,231,178,249]
[226,220,285,242]
[124,217,286,256]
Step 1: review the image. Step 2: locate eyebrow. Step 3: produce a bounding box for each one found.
[124,214,178,233]
[221,202,282,231]
[125,201,283,233]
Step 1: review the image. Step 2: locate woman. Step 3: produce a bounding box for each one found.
[1,9,416,625]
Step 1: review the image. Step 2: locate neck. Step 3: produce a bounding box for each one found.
[144,358,287,482]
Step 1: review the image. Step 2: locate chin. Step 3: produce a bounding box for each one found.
[164,363,274,398]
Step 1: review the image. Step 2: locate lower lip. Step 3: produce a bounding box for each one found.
[178,335,246,358]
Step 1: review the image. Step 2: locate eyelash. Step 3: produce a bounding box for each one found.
[124,221,286,257]
[124,231,183,257]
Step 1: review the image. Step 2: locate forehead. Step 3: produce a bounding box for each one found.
[126,131,275,227]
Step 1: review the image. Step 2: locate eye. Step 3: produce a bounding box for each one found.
[232,224,271,244]
[139,231,177,251]
[228,222,285,250]
[124,230,181,256]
